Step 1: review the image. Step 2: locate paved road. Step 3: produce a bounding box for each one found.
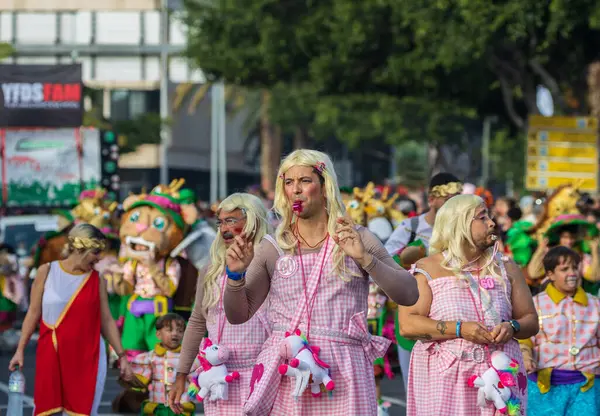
[0,336,407,415]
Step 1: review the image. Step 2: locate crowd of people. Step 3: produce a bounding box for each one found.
[3,147,600,416]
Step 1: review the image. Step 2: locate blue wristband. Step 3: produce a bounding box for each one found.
[226,266,246,281]
[456,320,462,338]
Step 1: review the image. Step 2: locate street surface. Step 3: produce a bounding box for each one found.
[0,334,407,415]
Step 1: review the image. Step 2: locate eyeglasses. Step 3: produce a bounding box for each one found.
[216,217,245,228]
[473,213,495,222]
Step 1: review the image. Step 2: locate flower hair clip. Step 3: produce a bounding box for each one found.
[314,161,326,174]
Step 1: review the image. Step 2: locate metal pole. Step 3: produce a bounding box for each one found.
[159,0,170,185]
[210,85,219,203]
[217,82,227,199]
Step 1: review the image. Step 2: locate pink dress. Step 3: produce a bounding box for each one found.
[407,255,528,416]
[243,236,390,416]
[202,271,271,416]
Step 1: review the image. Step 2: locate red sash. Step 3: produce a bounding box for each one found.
[34,270,101,416]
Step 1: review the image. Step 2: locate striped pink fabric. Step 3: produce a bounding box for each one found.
[243,236,390,416]
[201,272,271,416]
[407,259,528,416]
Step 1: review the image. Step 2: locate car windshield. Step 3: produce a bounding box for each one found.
[4,224,45,255]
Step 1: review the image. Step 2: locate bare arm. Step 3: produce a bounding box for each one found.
[527,244,546,281]
[16,264,50,353]
[357,228,419,306]
[398,272,458,341]
[100,277,126,354]
[506,259,539,339]
[224,239,274,324]
[177,268,206,375]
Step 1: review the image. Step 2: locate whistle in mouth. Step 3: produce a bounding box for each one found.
[292,201,303,213]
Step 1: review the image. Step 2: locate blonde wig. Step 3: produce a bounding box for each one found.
[273,149,352,279]
[61,223,107,258]
[202,193,270,311]
[429,194,508,301]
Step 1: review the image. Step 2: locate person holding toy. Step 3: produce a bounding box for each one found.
[399,194,539,416]
[222,149,419,415]
[168,193,272,416]
[519,246,600,415]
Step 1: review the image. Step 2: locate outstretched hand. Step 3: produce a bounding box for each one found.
[225,232,254,273]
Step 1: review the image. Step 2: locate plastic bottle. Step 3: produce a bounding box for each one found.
[7,366,25,416]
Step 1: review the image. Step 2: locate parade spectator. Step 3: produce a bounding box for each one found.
[9,223,134,416]
[399,194,538,415]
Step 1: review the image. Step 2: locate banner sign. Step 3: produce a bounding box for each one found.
[0,64,83,127]
[1,128,100,207]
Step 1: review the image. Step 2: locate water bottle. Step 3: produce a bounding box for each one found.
[7,366,25,416]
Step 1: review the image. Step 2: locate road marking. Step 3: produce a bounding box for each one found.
[381,395,407,408]
[0,381,35,407]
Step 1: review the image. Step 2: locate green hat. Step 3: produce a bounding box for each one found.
[128,181,190,229]
[544,214,599,251]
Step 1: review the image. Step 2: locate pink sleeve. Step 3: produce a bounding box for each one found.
[131,352,152,385]
[122,260,135,287]
[164,259,182,296]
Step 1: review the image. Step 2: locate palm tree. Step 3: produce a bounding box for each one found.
[172,83,283,193]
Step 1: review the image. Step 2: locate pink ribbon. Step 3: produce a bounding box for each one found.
[348,311,392,363]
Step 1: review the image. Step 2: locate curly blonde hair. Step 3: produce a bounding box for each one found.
[62,223,107,258]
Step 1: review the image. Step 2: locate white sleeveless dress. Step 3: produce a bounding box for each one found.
[33,261,107,416]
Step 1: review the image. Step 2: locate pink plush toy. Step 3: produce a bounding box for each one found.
[278,329,335,398]
[467,351,521,415]
[188,338,240,402]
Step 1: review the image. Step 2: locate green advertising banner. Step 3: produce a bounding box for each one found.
[3,128,101,207]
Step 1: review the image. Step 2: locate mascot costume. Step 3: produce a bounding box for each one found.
[113,179,201,358]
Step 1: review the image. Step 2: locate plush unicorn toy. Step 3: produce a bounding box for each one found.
[278,329,335,398]
[188,338,240,402]
[467,351,521,415]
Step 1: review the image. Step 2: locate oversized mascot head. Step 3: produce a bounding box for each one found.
[120,179,198,261]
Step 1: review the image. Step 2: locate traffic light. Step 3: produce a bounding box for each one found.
[100,130,120,201]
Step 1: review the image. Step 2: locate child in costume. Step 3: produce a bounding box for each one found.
[223,149,419,416]
[169,193,272,416]
[115,179,200,358]
[124,313,196,416]
[520,246,600,415]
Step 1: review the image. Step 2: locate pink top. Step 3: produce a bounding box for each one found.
[529,284,600,374]
[122,259,181,298]
[224,227,418,325]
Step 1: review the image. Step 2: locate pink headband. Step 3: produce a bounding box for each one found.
[146,194,182,213]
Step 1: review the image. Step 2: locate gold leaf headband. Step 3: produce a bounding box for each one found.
[430,182,463,197]
[69,236,106,251]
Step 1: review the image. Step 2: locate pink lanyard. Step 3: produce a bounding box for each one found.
[296,238,330,343]
[463,267,494,364]
[215,272,228,344]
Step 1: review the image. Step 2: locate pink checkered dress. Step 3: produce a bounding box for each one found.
[201,271,272,416]
[243,236,390,416]
[407,256,528,416]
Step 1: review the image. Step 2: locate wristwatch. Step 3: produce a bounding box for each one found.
[506,319,520,334]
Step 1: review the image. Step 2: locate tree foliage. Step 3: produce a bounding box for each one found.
[181,0,600,190]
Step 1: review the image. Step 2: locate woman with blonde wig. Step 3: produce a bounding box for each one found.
[168,193,272,416]
[398,194,539,415]
[223,149,419,415]
[9,223,134,416]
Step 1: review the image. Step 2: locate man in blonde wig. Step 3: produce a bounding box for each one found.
[169,193,273,416]
[398,194,539,415]
[222,149,418,415]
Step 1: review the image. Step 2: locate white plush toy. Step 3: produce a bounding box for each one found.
[188,338,240,402]
[467,351,521,415]
[278,329,335,398]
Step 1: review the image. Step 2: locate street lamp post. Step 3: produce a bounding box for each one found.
[159,0,170,185]
[481,115,498,188]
